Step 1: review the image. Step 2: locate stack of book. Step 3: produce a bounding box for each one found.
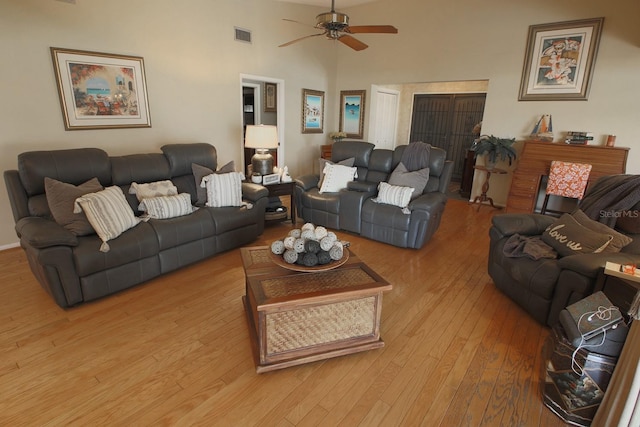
[565,131,594,145]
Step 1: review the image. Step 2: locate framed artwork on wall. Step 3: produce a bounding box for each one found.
[50,47,152,130]
[264,82,277,112]
[339,90,366,138]
[518,17,604,101]
[301,88,324,134]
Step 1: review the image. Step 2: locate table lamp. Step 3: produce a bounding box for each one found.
[245,124,278,176]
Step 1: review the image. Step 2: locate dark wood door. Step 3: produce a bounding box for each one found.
[409,94,485,181]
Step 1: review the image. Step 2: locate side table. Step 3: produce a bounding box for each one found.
[594,261,640,316]
[264,181,296,224]
[470,165,507,211]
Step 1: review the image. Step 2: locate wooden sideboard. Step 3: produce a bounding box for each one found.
[506,141,629,214]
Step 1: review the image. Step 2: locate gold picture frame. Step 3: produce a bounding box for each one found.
[264,82,277,113]
[519,17,604,101]
[301,88,324,134]
[51,47,151,130]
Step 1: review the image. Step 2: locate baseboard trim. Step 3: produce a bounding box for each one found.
[0,242,20,251]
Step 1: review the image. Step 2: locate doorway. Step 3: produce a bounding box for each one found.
[409,93,486,182]
[239,74,285,176]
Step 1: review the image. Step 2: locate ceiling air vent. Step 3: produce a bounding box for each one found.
[235,27,252,44]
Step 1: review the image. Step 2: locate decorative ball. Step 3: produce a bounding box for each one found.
[305,239,321,254]
[288,229,301,238]
[301,222,315,232]
[317,250,331,265]
[293,238,306,253]
[301,229,316,241]
[270,240,285,255]
[283,236,296,250]
[314,226,328,240]
[302,252,319,267]
[326,231,337,242]
[283,249,298,264]
[320,236,334,251]
[329,242,343,260]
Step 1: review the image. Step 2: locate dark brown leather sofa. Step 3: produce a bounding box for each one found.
[4,143,268,308]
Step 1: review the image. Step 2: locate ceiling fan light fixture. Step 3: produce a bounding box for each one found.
[316,12,349,31]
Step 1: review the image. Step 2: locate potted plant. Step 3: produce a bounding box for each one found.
[470,134,517,169]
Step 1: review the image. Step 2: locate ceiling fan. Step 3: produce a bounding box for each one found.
[279,0,398,51]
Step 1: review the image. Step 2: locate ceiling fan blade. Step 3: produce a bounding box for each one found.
[283,18,315,28]
[279,33,325,48]
[347,25,398,34]
[338,34,368,51]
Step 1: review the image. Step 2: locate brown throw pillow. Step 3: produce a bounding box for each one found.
[541,213,614,257]
[45,177,103,236]
[192,161,235,207]
[571,209,633,253]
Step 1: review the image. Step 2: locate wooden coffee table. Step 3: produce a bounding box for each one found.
[240,246,392,373]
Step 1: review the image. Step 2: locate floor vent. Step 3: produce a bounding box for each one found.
[235,27,252,43]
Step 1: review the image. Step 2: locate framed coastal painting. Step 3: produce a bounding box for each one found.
[301,88,324,134]
[51,47,152,130]
[518,17,604,101]
[339,90,365,139]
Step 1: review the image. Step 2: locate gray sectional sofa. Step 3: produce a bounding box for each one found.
[294,141,453,249]
[4,143,268,308]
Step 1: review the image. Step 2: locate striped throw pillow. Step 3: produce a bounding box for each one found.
[201,172,244,207]
[74,186,141,252]
[373,182,414,213]
[139,193,194,219]
[130,180,178,210]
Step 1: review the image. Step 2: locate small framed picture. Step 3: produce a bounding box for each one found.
[301,88,324,134]
[264,82,277,112]
[339,90,366,139]
[262,173,281,185]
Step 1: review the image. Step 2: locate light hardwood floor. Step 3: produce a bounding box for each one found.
[0,199,566,426]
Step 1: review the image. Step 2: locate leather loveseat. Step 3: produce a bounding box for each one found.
[294,141,453,249]
[488,175,640,326]
[4,143,268,308]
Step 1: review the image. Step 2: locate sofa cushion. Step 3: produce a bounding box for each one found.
[202,171,244,207]
[129,180,178,210]
[373,182,414,211]
[389,162,429,199]
[150,208,216,250]
[319,164,357,193]
[73,186,141,252]
[541,213,613,257]
[140,193,194,219]
[318,157,355,188]
[45,177,104,236]
[192,161,235,207]
[571,209,632,252]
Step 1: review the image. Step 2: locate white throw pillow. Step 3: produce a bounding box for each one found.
[201,171,245,207]
[389,162,430,200]
[372,182,414,213]
[74,186,141,252]
[129,180,178,210]
[318,157,355,188]
[139,193,194,219]
[319,163,357,193]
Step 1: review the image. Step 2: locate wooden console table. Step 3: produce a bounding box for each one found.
[506,141,629,214]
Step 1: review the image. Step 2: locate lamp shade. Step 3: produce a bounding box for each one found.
[245,125,278,149]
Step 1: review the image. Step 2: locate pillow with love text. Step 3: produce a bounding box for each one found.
[541,213,613,257]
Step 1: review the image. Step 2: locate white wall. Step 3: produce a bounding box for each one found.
[336,0,640,204]
[1,0,639,247]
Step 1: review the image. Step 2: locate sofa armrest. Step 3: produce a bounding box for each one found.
[295,175,320,191]
[241,182,269,203]
[16,217,78,248]
[409,192,448,213]
[491,213,555,238]
[347,181,378,192]
[558,252,640,279]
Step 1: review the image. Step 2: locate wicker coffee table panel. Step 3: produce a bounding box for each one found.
[241,246,392,373]
[266,296,376,354]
